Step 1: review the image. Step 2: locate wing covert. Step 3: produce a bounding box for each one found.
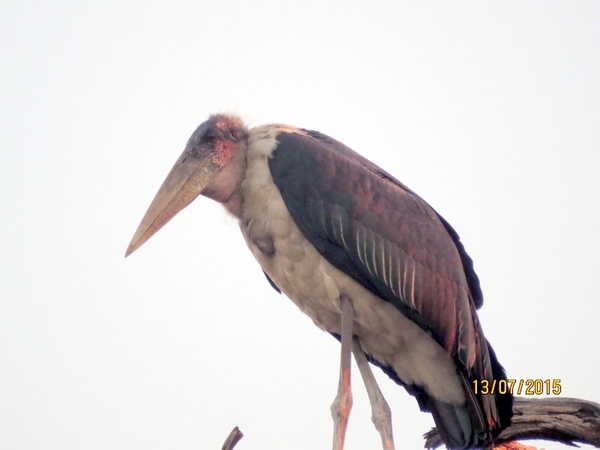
[269,130,476,366]
[267,129,511,438]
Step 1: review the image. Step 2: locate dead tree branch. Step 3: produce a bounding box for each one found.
[424,397,600,449]
[221,426,244,450]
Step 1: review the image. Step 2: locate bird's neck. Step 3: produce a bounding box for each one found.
[201,151,247,218]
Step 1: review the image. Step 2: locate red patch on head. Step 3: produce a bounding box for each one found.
[212,115,244,130]
[212,140,236,167]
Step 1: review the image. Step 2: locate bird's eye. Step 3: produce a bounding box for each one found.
[230,130,238,140]
[204,130,217,144]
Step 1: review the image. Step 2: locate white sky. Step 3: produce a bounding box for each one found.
[2,2,599,449]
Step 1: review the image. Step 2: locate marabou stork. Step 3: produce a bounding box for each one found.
[126,114,513,450]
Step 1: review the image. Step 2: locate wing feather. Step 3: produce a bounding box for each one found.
[267,129,512,441]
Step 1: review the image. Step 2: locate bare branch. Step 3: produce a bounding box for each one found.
[221,426,244,450]
[424,397,600,449]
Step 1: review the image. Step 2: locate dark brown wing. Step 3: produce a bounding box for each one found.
[268,129,512,448]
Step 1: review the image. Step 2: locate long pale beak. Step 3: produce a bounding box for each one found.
[125,150,221,257]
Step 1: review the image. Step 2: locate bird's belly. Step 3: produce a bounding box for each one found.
[241,219,464,404]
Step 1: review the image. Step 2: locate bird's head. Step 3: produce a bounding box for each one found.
[126,114,248,257]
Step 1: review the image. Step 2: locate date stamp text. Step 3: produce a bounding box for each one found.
[472,379,562,396]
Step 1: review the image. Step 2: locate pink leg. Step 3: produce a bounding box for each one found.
[353,338,395,450]
[331,296,354,450]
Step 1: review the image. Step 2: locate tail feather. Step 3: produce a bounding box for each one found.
[428,373,489,450]
[429,400,477,450]
[487,340,514,432]
[428,342,513,449]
